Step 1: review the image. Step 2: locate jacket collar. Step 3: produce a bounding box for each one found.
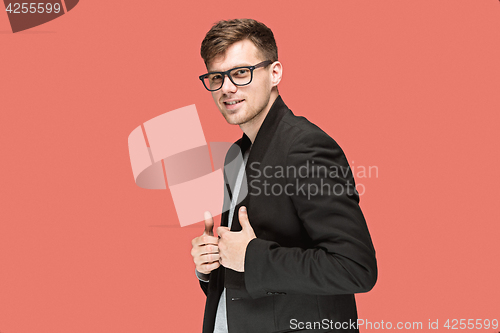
[239,95,288,163]
[223,95,289,230]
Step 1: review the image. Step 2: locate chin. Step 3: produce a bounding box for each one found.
[224,116,244,126]
[221,109,246,125]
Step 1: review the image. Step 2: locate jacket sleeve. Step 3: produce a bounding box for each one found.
[196,270,210,296]
[199,280,209,296]
[244,130,377,299]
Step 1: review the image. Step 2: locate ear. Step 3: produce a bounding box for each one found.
[270,61,283,87]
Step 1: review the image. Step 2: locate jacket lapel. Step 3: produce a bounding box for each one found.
[226,95,289,231]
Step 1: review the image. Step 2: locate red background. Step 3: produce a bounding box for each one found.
[1,1,499,332]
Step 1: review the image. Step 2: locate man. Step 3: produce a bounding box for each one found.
[191,19,377,333]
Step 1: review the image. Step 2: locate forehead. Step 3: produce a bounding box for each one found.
[207,39,263,72]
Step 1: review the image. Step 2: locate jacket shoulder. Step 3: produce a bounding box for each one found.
[279,111,340,149]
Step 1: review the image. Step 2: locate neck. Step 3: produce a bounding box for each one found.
[239,91,279,143]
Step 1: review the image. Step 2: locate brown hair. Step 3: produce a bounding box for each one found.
[201,19,278,67]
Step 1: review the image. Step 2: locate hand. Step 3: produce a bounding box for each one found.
[191,211,220,275]
[217,206,256,272]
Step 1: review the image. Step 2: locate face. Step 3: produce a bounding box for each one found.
[207,39,279,130]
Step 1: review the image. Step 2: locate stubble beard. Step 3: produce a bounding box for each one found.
[222,91,272,127]
[222,105,260,126]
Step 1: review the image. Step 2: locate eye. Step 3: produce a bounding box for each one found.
[210,74,223,82]
[232,68,250,77]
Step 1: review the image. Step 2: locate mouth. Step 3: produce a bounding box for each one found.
[223,99,245,107]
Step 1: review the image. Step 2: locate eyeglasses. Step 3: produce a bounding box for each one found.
[199,60,273,91]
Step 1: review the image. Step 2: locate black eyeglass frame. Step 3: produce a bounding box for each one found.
[199,60,273,91]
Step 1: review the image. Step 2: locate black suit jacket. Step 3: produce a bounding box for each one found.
[200,96,377,333]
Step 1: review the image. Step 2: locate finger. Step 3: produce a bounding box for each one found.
[194,247,219,263]
[192,235,218,247]
[201,244,218,254]
[199,261,220,274]
[203,211,214,236]
[198,245,219,258]
[217,226,230,237]
[238,206,252,230]
[200,235,219,246]
[200,253,219,263]
[192,243,218,258]
[194,249,219,263]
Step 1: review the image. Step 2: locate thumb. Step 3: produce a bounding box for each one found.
[238,206,252,231]
[203,211,214,236]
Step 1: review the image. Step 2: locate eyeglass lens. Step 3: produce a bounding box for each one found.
[204,67,252,91]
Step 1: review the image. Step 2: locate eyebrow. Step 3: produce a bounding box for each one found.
[207,63,253,73]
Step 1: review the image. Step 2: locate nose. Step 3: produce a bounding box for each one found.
[220,74,237,94]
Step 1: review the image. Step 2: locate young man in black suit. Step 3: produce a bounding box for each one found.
[191,19,377,333]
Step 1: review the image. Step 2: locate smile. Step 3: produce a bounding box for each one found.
[224,99,244,105]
